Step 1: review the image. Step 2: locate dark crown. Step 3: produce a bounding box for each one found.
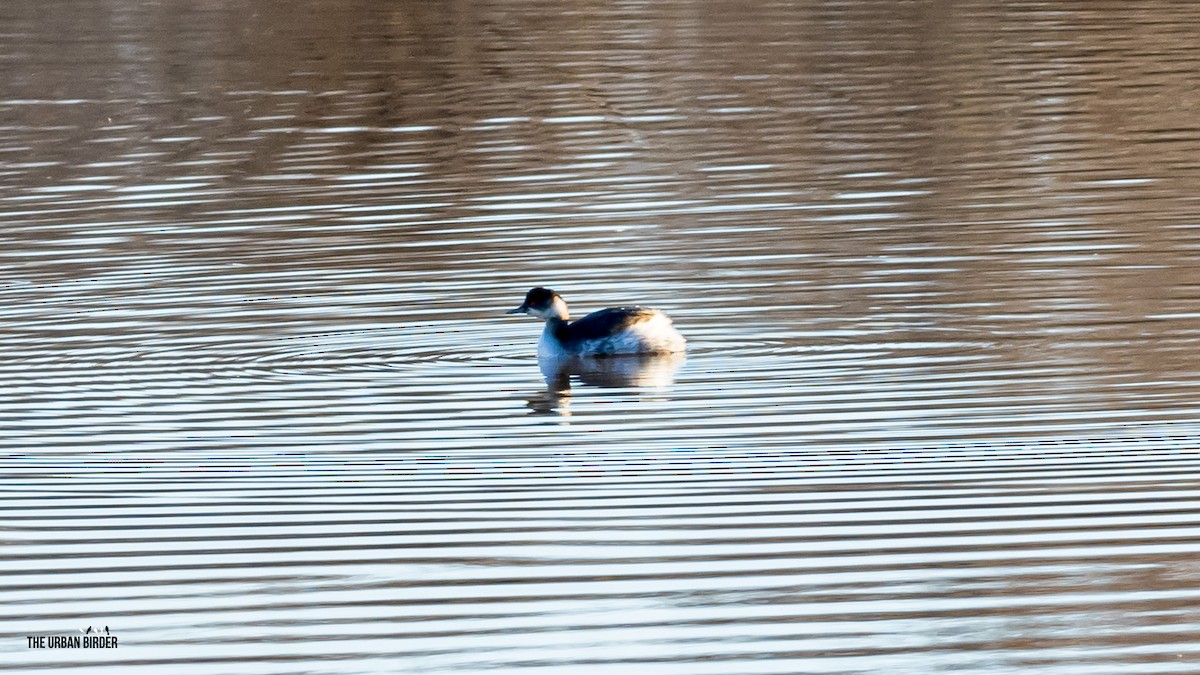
[524,287,558,308]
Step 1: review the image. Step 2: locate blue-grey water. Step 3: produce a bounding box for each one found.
[5,1,1200,673]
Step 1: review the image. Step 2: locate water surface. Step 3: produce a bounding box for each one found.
[5,1,1200,673]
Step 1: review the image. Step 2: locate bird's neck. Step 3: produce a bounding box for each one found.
[543,316,570,342]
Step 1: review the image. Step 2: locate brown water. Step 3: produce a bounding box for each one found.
[5,1,1200,673]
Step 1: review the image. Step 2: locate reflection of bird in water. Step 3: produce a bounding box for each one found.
[507,287,685,357]
[527,351,685,416]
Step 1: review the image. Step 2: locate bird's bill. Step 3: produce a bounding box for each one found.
[506,305,528,314]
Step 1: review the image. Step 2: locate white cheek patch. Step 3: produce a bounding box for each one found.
[529,297,569,321]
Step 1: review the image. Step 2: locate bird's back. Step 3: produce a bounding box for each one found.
[566,307,657,340]
[559,307,683,355]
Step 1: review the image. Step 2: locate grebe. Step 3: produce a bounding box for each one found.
[507,287,686,357]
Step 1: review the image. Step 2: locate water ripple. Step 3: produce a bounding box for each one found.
[5,0,1200,673]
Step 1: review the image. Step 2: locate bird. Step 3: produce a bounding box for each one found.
[84,626,93,634]
[104,626,110,635]
[507,287,685,357]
